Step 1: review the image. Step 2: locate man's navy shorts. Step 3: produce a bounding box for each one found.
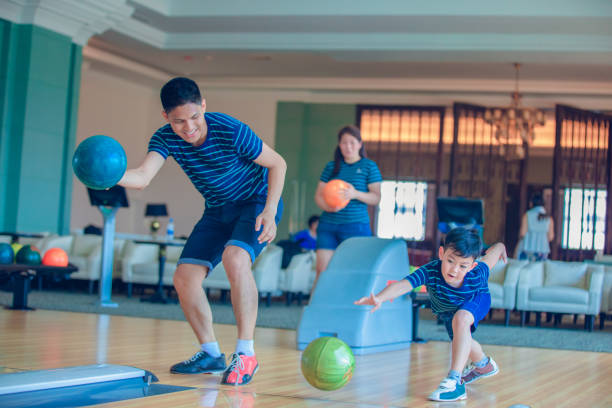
[178,195,283,272]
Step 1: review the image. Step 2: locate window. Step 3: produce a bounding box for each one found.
[360,108,556,148]
[561,188,607,250]
[377,181,427,240]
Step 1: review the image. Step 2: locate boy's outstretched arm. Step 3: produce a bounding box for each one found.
[354,279,413,313]
[253,142,287,244]
[118,151,165,190]
[480,242,508,270]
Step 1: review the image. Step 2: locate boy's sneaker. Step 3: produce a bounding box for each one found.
[170,350,227,374]
[221,352,259,386]
[428,378,466,402]
[461,356,499,384]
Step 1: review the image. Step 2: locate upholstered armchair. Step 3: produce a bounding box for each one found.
[122,242,182,297]
[516,260,604,331]
[488,259,528,325]
[202,262,231,302]
[67,234,102,293]
[600,266,612,329]
[121,241,157,296]
[279,251,315,306]
[39,234,73,254]
[592,254,612,329]
[252,244,283,306]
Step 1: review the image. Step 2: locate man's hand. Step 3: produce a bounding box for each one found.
[354,292,382,313]
[255,208,277,244]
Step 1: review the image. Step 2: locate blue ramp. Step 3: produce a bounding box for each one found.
[297,237,412,355]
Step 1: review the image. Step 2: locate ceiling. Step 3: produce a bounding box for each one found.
[82,0,612,85]
[2,0,611,91]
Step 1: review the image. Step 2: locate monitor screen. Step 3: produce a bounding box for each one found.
[436,197,484,225]
[87,185,129,208]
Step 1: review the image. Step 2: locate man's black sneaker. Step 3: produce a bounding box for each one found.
[170,350,227,374]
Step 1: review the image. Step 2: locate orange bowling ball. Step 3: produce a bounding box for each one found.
[42,248,69,267]
[323,179,350,210]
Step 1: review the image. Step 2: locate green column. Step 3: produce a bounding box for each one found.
[0,19,81,234]
[275,102,356,240]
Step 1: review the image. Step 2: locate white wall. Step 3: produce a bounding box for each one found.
[71,63,612,237]
[71,68,204,237]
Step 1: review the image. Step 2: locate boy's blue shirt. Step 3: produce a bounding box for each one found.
[405,259,490,314]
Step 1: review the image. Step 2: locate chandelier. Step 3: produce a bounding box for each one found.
[484,63,546,153]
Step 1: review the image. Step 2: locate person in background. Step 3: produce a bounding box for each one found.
[517,192,554,261]
[292,215,319,251]
[313,125,381,292]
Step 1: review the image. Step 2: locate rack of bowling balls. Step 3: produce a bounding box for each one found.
[0,243,75,310]
[0,243,69,267]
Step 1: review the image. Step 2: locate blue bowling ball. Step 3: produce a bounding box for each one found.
[72,135,127,190]
[0,243,13,264]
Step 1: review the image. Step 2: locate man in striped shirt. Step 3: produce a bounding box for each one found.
[119,77,286,386]
[355,227,507,402]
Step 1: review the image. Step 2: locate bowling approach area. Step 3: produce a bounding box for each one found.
[1,308,610,408]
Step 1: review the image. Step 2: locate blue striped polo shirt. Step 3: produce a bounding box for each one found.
[148,112,267,208]
[319,158,382,224]
[405,259,490,314]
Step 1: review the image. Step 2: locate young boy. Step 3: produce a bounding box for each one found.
[355,227,506,401]
[118,77,286,386]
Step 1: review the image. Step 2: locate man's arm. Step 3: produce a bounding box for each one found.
[253,141,287,243]
[118,151,165,190]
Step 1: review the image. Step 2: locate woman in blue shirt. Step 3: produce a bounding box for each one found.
[312,125,382,292]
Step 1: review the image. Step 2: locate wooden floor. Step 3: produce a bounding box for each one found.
[1,309,611,408]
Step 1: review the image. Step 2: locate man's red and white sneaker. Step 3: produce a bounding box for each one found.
[221,352,259,386]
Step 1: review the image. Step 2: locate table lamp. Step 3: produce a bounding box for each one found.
[145,203,168,236]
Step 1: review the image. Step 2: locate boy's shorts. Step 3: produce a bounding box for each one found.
[438,292,491,340]
[178,195,283,272]
[316,220,372,250]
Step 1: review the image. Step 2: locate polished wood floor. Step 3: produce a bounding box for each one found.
[1,309,611,408]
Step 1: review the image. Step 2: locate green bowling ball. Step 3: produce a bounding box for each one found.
[16,245,41,265]
[301,336,355,391]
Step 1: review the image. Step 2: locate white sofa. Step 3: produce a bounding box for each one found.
[279,251,316,306]
[252,244,283,306]
[67,234,126,293]
[67,234,102,293]
[592,254,612,329]
[488,259,528,325]
[121,241,183,297]
[202,245,283,306]
[203,262,231,302]
[600,266,612,329]
[516,260,604,331]
[38,234,74,254]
